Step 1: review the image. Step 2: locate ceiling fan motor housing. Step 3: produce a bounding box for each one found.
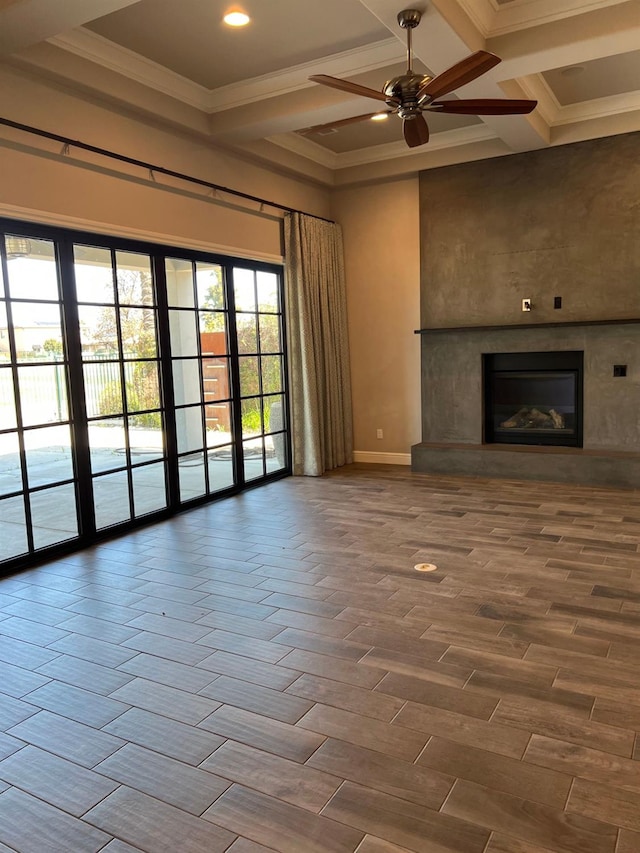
[384,72,431,117]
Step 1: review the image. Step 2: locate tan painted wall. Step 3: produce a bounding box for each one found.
[0,66,421,461]
[0,65,331,259]
[333,178,421,457]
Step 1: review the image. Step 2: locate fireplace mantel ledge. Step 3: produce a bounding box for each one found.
[414,318,640,334]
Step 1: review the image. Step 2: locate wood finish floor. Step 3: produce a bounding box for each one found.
[0,463,639,853]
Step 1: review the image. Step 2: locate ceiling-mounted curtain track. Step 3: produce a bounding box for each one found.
[0,116,335,225]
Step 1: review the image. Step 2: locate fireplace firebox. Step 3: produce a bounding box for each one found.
[483,351,583,447]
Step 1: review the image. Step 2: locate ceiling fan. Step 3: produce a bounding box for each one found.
[305,8,537,148]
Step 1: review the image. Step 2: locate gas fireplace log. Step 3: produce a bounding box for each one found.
[549,409,565,429]
[501,408,529,428]
[501,407,565,430]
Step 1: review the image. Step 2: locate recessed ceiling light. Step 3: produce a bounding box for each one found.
[560,65,585,77]
[223,11,250,27]
[371,113,389,122]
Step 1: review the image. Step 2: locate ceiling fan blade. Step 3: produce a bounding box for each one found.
[418,51,501,101]
[403,115,430,148]
[309,74,389,103]
[431,98,537,115]
[300,111,393,135]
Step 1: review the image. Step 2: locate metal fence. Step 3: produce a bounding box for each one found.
[0,357,137,427]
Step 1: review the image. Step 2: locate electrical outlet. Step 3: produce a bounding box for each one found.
[376,428,383,439]
[522,299,532,312]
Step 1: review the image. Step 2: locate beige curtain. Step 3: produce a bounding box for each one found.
[284,212,353,476]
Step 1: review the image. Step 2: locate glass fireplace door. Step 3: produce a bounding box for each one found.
[484,351,583,447]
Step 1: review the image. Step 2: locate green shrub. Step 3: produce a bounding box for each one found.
[241,408,262,434]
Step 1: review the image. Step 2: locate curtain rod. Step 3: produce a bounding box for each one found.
[0,116,335,225]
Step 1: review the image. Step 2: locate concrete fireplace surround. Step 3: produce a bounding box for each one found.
[412,132,640,488]
[412,323,640,488]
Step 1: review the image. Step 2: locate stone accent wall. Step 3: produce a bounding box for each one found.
[419,132,640,329]
[415,132,640,485]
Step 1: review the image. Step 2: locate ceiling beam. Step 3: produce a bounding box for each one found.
[489,1,640,76]
[488,0,633,37]
[208,89,379,144]
[0,0,140,57]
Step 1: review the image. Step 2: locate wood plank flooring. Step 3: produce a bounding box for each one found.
[0,463,639,852]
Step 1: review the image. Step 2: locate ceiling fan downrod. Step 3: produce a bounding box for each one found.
[397,9,422,75]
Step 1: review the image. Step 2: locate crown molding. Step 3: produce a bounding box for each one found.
[455,0,496,38]
[489,0,630,36]
[334,124,498,169]
[265,132,339,170]
[206,39,405,113]
[48,29,406,115]
[509,76,640,131]
[517,74,560,126]
[47,28,211,111]
[268,124,498,172]
[552,90,640,125]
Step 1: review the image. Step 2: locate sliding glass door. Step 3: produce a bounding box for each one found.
[0,219,289,572]
[233,267,287,481]
[74,245,168,529]
[165,257,235,502]
[0,235,79,561]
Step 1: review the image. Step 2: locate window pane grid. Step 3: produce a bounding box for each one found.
[0,227,287,571]
[232,266,287,481]
[75,246,167,530]
[167,259,239,503]
[0,234,81,559]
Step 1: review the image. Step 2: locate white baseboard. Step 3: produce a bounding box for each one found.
[353,451,412,466]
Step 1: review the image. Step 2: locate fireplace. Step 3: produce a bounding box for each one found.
[483,351,583,447]
[413,326,639,487]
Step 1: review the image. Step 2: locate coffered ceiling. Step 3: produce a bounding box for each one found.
[0,0,638,186]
